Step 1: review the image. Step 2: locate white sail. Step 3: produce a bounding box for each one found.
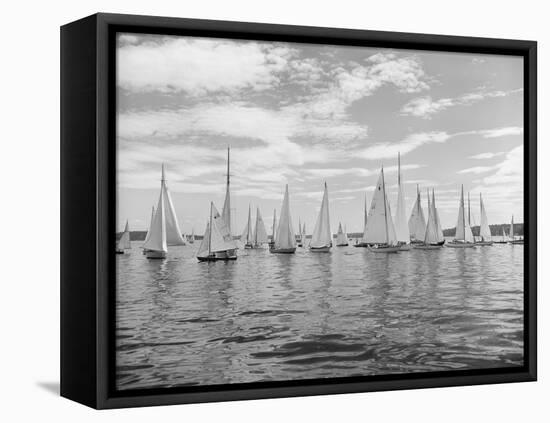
[221,147,232,236]
[363,169,397,245]
[143,181,168,253]
[394,153,409,243]
[479,193,492,241]
[275,185,296,249]
[196,222,210,258]
[302,222,307,246]
[298,220,302,242]
[189,228,195,244]
[432,190,445,243]
[118,220,131,250]
[454,185,474,242]
[254,208,269,245]
[271,209,277,244]
[364,193,368,229]
[510,215,515,240]
[143,206,155,245]
[241,204,253,245]
[336,222,349,246]
[424,191,439,244]
[310,182,332,248]
[210,203,237,253]
[143,165,185,251]
[408,185,426,242]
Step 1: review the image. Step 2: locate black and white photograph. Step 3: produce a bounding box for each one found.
[114,32,525,391]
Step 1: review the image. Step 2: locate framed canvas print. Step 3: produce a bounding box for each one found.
[60,13,537,409]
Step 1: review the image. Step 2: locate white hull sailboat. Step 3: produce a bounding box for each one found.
[197,202,238,261]
[476,193,493,246]
[447,185,475,248]
[364,168,400,253]
[310,182,332,252]
[270,185,296,254]
[408,185,427,245]
[253,207,269,248]
[116,220,131,254]
[494,227,508,244]
[142,165,187,259]
[336,222,349,246]
[414,189,443,250]
[394,153,411,251]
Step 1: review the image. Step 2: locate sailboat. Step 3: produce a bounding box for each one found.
[268,209,277,249]
[240,204,254,249]
[354,193,369,248]
[301,222,307,247]
[297,219,303,247]
[446,185,475,248]
[508,215,524,244]
[253,207,269,248]
[395,152,411,251]
[433,190,445,245]
[336,222,349,246]
[142,206,155,255]
[364,168,400,253]
[494,226,508,244]
[408,185,427,244]
[476,193,493,246]
[310,182,332,252]
[116,220,131,254]
[142,165,187,259]
[221,147,238,257]
[197,202,238,261]
[414,189,443,249]
[189,228,195,244]
[270,185,296,254]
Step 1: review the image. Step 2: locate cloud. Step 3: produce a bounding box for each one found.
[117,35,295,95]
[401,88,522,119]
[478,126,523,138]
[457,166,495,174]
[358,132,451,160]
[469,152,506,159]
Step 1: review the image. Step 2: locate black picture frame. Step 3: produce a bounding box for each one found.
[60,12,537,409]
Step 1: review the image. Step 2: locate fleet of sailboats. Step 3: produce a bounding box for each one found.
[117,150,524,260]
[310,182,332,252]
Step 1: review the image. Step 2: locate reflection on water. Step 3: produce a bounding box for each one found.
[116,242,524,390]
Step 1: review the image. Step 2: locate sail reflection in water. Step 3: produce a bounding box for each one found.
[116,243,524,390]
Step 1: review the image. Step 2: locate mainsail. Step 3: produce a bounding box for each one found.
[479,193,492,241]
[118,220,131,250]
[433,190,445,243]
[274,185,296,250]
[241,204,254,245]
[408,185,426,242]
[254,207,269,246]
[510,215,515,240]
[394,153,409,243]
[454,185,474,242]
[221,147,232,236]
[197,203,237,258]
[424,190,439,244]
[336,222,349,246]
[302,222,307,246]
[143,206,154,245]
[310,182,332,248]
[143,165,186,252]
[363,168,397,245]
[271,209,277,244]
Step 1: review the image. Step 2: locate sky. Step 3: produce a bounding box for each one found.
[116,33,524,235]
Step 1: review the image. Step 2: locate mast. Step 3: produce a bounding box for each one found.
[462,185,466,241]
[222,146,232,236]
[381,166,389,244]
[208,202,213,255]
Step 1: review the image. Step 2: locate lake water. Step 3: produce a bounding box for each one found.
[115,240,524,390]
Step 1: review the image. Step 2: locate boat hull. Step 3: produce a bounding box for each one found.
[509,240,524,245]
[310,246,331,252]
[269,247,296,254]
[413,244,443,250]
[446,242,475,248]
[368,245,401,253]
[146,250,167,259]
[475,241,494,246]
[197,254,237,262]
[115,249,125,255]
[353,242,369,248]
[336,243,349,247]
[398,243,412,251]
